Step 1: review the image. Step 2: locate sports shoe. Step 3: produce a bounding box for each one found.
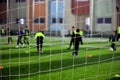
[16,45,19,48]
[21,44,25,48]
[38,50,43,54]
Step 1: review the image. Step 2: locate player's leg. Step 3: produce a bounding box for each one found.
[19,36,23,44]
[10,37,13,43]
[16,36,20,48]
[111,43,116,51]
[117,34,120,41]
[112,43,116,51]
[26,37,29,45]
[9,37,13,44]
[73,45,75,56]
[118,34,120,41]
[8,37,10,44]
[39,39,43,53]
[80,37,83,45]
[24,37,26,44]
[73,41,78,56]
[75,43,79,56]
[69,38,74,49]
[20,36,25,47]
[36,38,40,52]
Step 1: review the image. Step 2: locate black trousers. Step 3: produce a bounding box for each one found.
[8,36,13,43]
[24,36,29,45]
[80,37,83,45]
[17,36,23,45]
[36,37,43,51]
[1,33,5,36]
[111,43,116,51]
[73,42,79,56]
[117,34,120,41]
[69,38,74,48]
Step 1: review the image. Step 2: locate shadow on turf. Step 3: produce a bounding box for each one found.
[1,52,120,80]
[0,46,16,50]
[1,48,72,60]
[107,77,120,80]
[1,46,110,60]
[2,44,114,60]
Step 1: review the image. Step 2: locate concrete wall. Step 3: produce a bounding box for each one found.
[65,0,76,30]
[29,0,46,31]
[65,0,89,31]
[93,0,114,32]
[49,0,65,31]
[0,2,6,24]
[9,0,28,30]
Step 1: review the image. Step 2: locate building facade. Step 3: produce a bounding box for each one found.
[29,0,46,31]
[0,0,7,26]
[116,0,120,26]
[65,0,90,32]
[91,0,117,32]
[9,0,28,30]
[0,0,120,34]
[49,0,65,31]
[92,0,114,32]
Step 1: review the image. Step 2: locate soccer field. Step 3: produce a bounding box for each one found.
[0,36,120,80]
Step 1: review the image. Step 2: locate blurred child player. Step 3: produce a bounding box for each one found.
[24,26,29,45]
[35,30,45,54]
[16,27,25,48]
[73,29,81,56]
[68,26,75,49]
[109,31,117,51]
[7,28,13,44]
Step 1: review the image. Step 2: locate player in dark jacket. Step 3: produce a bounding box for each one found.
[73,29,81,56]
[109,31,117,51]
[24,26,29,45]
[16,27,24,48]
[7,28,13,44]
[68,26,75,49]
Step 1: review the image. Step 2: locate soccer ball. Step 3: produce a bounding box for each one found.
[87,54,92,58]
[0,66,3,70]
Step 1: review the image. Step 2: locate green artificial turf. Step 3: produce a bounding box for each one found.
[0,36,120,80]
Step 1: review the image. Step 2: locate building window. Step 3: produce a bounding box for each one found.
[97,17,112,24]
[16,18,19,24]
[0,0,6,3]
[16,0,26,2]
[75,0,88,2]
[0,18,6,24]
[52,18,63,23]
[34,18,39,23]
[59,18,63,23]
[34,17,45,24]
[105,18,111,24]
[97,18,103,24]
[52,18,56,23]
[0,18,3,24]
[40,17,45,23]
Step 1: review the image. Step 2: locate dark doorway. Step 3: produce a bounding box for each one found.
[116,0,120,26]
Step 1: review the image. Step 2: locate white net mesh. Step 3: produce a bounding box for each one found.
[0,0,120,80]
